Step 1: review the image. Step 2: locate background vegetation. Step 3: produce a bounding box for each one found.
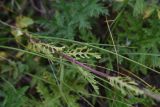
[1,0,160,107]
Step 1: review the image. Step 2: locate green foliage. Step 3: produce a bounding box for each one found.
[67,46,101,60]
[27,38,101,61]
[133,0,145,17]
[0,60,28,80]
[116,11,160,74]
[107,88,154,107]
[37,0,108,39]
[35,65,89,107]
[2,84,28,107]
[109,76,143,95]
[78,67,99,95]
[1,0,160,106]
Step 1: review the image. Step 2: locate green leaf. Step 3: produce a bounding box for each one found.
[109,76,144,95]
[133,0,145,17]
[78,67,99,95]
[16,16,34,28]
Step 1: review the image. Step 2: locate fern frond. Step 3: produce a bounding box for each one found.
[108,76,144,95]
[67,46,101,60]
[133,0,145,17]
[27,42,65,58]
[78,67,99,95]
[36,81,50,99]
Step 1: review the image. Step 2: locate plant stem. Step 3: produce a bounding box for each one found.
[60,53,110,78]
